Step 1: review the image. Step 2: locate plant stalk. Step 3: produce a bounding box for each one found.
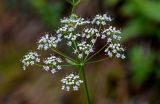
[80,65,91,104]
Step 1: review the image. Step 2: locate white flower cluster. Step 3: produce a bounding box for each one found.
[43,55,63,74]
[22,52,40,70]
[102,26,121,40]
[92,14,112,25]
[61,16,90,28]
[61,73,83,91]
[22,13,125,92]
[57,26,80,41]
[59,14,125,60]
[101,26,125,59]
[84,28,100,38]
[57,16,90,43]
[37,34,61,50]
[105,43,125,59]
[76,41,94,59]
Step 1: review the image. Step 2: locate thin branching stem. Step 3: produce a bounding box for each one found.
[85,43,108,63]
[61,64,80,67]
[51,48,78,63]
[86,58,109,64]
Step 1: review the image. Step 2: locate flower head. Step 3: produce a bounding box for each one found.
[61,73,83,91]
[21,52,40,70]
[60,16,90,28]
[37,34,61,50]
[92,14,112,25]
[105,43,125,59]
[43,55,63,74]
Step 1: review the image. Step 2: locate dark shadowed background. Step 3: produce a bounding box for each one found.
[0,0,160,104]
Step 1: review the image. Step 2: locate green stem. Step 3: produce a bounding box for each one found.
[51,48,77,63]
[85,43,108,63]
[86,58,108,64]
[72,5,76,14]
[61,64,80,67]
[80,66,91,104]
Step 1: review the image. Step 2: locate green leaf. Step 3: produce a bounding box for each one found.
[122,17,156,41]
[31,0,62,27]
[129,46,155,86]
[122,0,160,22]
[133,0,160,22]
[122,18,147,41]
[121,1,136,17]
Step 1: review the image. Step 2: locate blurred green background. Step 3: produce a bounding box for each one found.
[0,0,160,104]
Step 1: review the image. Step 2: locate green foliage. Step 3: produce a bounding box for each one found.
[122,0,160,22]
[122,18,146,40]
[129,46,155,86]
[31,0,63,27]
[103,0,119,7]
[121,0,160,86]
[121,0,160,40]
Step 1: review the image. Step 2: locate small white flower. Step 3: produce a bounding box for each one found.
[37,34,61,50]
[76,41,94,59]
[102,26,121,41]
[43,66,49,71]
[116,53,121,58]
[92,14,112,25]
[113,35,117,39]
[61,73,83,91]
[78,54,83,59]
[22,52,40,70]
[121,54,126,59]
[84,28,100,37]
[43,55,63,74]
[51,69,56,74]
[101,34,106,39]
[73,86,78,91]
[91,39,96,44]
[57,65,62,70]
[61,16,90,28]
[107,38,112,42]
[105,43,125,59]
[107,51,113,57]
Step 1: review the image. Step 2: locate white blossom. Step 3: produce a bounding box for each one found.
[21,52,40,70]
[61,16,90,28]
[61,73,83,91]
[43,55,63,74]
[76,41,94,59]
[84,28,100,37]
[92,14,112,25]
[105,43,125,59]
[102,26,121,40]
[37,34,61,50]
[22,13,126,91]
